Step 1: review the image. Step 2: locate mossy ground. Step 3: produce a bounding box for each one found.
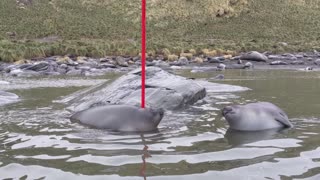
[1,0,320,61]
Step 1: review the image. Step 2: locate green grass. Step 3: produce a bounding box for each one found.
[1,0,320,61]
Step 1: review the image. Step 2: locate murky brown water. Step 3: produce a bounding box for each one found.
[1,69,320,180]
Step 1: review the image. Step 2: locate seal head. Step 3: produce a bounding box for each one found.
[222,102,293,131]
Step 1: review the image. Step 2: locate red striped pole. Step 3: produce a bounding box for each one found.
[141,0,146,108]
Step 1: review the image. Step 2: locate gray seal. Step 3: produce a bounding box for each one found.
[222,102,293,131]
[70,105,164,132]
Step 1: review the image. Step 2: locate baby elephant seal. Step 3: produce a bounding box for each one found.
[70,105,164,132]
[222,102,293,131]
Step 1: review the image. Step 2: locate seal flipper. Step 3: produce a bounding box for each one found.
[275,112,293,128]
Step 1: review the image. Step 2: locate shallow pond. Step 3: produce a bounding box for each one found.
[1,69,320,180]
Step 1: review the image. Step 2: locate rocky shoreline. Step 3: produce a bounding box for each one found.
[0,51,320,78]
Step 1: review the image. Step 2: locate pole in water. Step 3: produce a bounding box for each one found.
[141,0,146,108]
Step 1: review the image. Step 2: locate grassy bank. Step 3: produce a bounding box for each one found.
[1,0,320,62]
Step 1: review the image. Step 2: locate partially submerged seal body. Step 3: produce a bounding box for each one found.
[225,128,284,146]
[222,102,293,131]
[70,105,164,132]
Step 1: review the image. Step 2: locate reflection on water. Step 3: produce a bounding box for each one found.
[1,69,320,179]
[224,128,285,147]
[139,134,151,180]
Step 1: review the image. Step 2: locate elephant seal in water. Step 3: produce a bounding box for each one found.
[222,102,293,131]
[70,105,164,132]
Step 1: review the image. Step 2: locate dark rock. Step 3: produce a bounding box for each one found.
[288,57,298,61]
[169,57,189,66]
[23,62,49,72]
[77,66,91,71]
[177,57,189,65]
[217,56,225,61]
[100,57,111,63]
[314,59,320,66]
[18,64,33,70]
[57,68,67,74]
[115,56,129,67]
[135,61,141,65]
[291,60,304,65]
[191,67,218,73]
[60,67,215,112]
[83,60,100,69]
[208,57,222,63]
[9,69,40,77]
[211,74,224,80]
[282,53,295,57]
[240,51,268,62]
[132,56,140,62]
[0,64,8,72]
[153,60,169,67]
[59,64,68,69]
[226,64,246,69]
[146,62,156,66]
[44,72,61,76]
[100,63,117,69]
[66,69,83,76]
[44,57,57,61]
[271,55,297,61]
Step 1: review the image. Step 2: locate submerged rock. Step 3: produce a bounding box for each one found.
[59,67,249,112]
[0,91,19,106]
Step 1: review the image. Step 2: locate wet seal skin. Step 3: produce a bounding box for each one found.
[222,102,293,131]
[70,105,164,132]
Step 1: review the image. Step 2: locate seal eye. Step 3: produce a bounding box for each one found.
[222,106,234,116]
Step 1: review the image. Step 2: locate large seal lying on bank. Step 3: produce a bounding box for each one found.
[222,102,293,131]
[70,105,164,132]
